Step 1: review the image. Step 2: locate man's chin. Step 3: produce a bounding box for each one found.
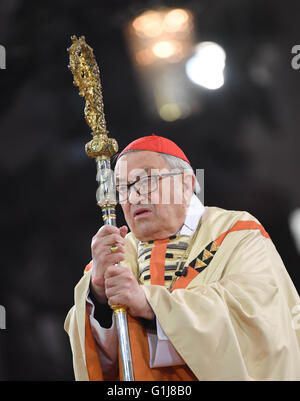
[132,229,156,242]
[131,225,172,242]
[131,222,159,242]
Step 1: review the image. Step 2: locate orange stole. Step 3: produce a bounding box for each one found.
[85,311,104,380]
[214,220,270,246]
[172,219,270,291]
[149,238,169,286]
[84,307,197,381]
[121,314,197,381]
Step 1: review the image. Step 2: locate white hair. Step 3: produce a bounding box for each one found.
[118,149,201,195]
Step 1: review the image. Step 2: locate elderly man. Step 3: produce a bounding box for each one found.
[65,134,300,381]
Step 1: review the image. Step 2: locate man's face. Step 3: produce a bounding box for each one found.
[114,151,193,241]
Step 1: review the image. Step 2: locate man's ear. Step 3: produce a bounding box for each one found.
[182,171,195,193]
[182,172,195,206]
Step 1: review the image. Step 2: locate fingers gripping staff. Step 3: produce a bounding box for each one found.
[67,35,134,381]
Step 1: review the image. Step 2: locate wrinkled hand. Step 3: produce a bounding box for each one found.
[91,225,128,303]
[104,265,155,320]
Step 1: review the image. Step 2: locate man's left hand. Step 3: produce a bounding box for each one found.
[104,265,155,320]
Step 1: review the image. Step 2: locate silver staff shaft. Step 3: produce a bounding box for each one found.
[113,309,135,381]
[96,157,135,381]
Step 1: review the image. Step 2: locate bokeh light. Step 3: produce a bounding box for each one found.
[186,42,226,89]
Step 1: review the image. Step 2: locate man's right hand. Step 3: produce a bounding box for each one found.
[90,225,128,303]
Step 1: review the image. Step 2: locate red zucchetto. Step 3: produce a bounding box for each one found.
[117,134,190,165]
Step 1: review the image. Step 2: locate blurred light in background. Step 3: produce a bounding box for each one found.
[289,209,300,254]
[125,7,197,122]
[186,42,226,90]
[130,8,193,66]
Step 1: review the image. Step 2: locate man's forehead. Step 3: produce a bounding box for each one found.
[115,151,169,180]
[116,166,152,176]
[115,166,166,182]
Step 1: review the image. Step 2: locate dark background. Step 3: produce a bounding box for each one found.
[0,0,299,380]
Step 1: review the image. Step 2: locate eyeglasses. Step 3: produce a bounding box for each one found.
[116,172,182,202]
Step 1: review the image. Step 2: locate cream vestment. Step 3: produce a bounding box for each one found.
[65,202,300,380]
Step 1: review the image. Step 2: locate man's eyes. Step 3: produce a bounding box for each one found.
[117,177,151,187]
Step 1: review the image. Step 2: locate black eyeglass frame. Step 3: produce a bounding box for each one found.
[116,172,183,201]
